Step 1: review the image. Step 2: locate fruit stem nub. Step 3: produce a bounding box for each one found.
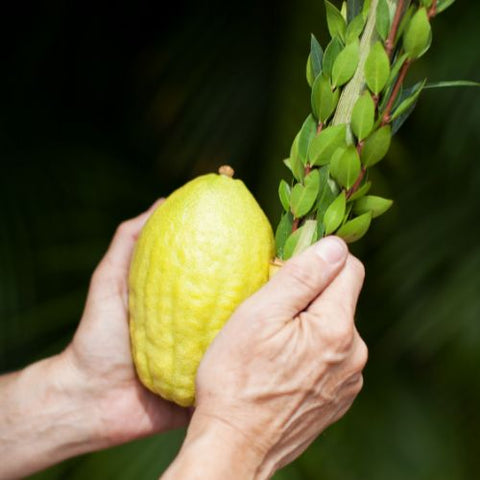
[218,165,235,178]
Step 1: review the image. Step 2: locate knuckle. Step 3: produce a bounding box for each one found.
[115,221,132,237]
[354,374,364,394]
[324,320,355,353]
[356,339,369,370]
[350,341,368,373]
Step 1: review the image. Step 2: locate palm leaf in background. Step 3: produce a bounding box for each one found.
[1,0,480,478]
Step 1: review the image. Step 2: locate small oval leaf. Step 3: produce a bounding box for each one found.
[308,124,347,166]
[322,36,345,78]
[376,0,390,41]
[290,169,321,218]
[325,0,347,42]
[361,125,392,167]
[329,146,361,189]
[351,91,375,140]
[365,41,391,95]
[324,191,347,235]
[292,220,318,257]
[332,39,360,88]
[391,79,426,120]
[336,212,372,243]
[289,133,305,181]
[316,166,337,224]
[348,181,372,201]
[311,74,340,123]
[283,227,303,261]
[403,7,432,60]
[275,212,294,260]
[310,34,324,79]
[353,195,393,218]
[346,12,366,43]
[278,180,291,211]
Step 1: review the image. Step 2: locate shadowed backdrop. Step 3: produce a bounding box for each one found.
[1,0,480,478]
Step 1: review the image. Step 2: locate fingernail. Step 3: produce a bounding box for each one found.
[317,236,347,264]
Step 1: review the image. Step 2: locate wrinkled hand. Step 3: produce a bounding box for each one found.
[61,200,190,447]
[177,237,367,479]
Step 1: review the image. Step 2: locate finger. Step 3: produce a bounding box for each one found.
[309,254,365,319]
[256,236,348,317]
[101,199,165,273]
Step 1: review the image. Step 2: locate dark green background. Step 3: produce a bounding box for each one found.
[2,0,480,478]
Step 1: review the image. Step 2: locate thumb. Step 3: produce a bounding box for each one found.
[258,236,348,317]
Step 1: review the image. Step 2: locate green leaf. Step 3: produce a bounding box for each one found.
[424,80,480,89]
[317,221,326,240]
[325,0,347,42]
[420,0,433,7]
[403,7,432,60]
[361,125,392,167]
[365,41,391,95]
[375,0,390,41]
[332,39,360,88]
[329,146,361,189]
[275,212,294,259]
[283,158,293,174]
[292,220,318,257]
[324,191,347,235]
[353,195,393,218]
[290,169,321,218]
[308,124,347,166]
[289,134,305,181]
[396,5,415,44]
[283,227,303,260]
[307,34,324,86]
[351,91,375,140]
[391,101,416,134]
[323,36,344,78]
[336,212,372,243]
[311,74,340,123]
[278,180,291,211]
[437,0,455,13]
[391,80,426,120]
[297,114,318,165]
[347,0,364,22]
[316,166,337,224]
[387,53,409,86]
[346,12,366,43]
[348,180,371,201]
[306,54,315,87]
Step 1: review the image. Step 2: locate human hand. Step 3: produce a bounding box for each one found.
[162,237,367,480]
[59,200,190,447]
[0,201,193,479]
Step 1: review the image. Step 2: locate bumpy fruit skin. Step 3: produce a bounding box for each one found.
[129,172,274,407]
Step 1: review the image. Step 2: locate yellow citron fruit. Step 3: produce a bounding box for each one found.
[129,166,275,406]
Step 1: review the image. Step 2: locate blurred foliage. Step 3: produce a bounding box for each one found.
[1,0,480,478]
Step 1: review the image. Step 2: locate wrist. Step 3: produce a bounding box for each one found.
[0,354,101,478]
[161,411,273,480]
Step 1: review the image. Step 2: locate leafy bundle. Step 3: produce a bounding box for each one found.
[275,0,461,260]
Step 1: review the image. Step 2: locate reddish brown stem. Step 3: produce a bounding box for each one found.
[381,58,411,125]
[317,122,324,134]
[428,0,438,19]
[385,0,406,59]
[347,166,367,199]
